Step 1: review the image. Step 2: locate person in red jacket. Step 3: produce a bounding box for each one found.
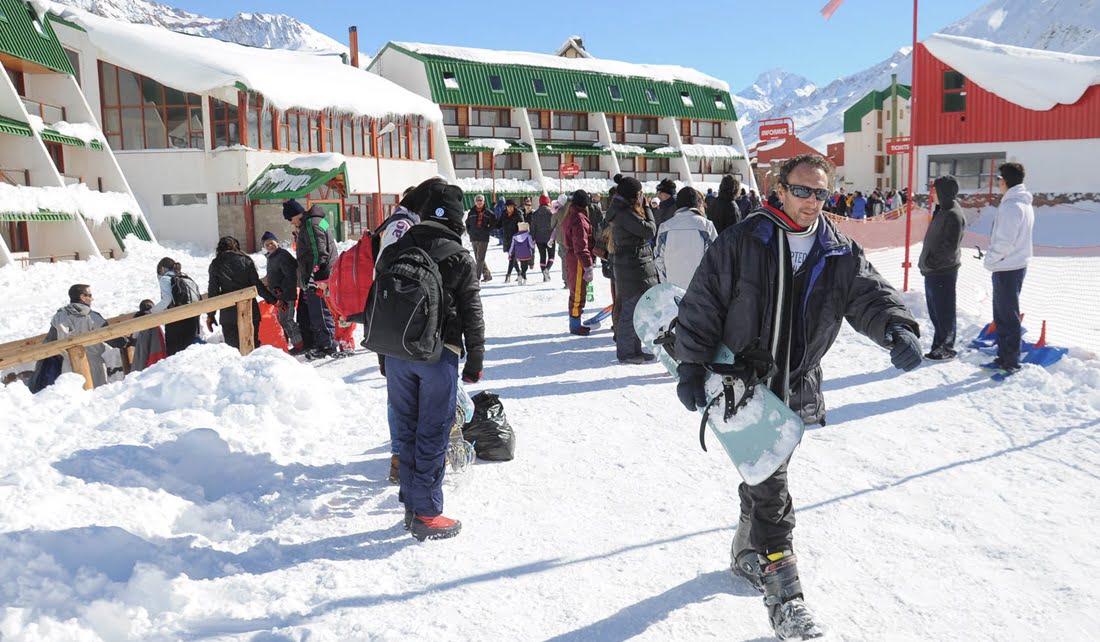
[563,189,594,336]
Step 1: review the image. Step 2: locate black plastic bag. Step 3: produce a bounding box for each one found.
[462,391,515,461]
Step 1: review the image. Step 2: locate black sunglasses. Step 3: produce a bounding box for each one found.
[782,183,830,202]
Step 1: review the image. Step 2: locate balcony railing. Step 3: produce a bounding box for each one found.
[454,168,531,180]
[699,173,737,182]
[443,124,522,139]
[0,168,30,186]
[683,135,734,146]
[617,132,669,146]
[61,174,84,186]
[530,128,600,143]
[21,97,66,126]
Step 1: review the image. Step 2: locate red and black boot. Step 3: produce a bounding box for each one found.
[410,514,462,542]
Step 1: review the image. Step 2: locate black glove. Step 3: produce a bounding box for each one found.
[887,324,922,372]
[462,354,483,384]
[676,362,708,412]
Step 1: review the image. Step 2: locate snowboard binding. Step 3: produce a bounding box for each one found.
[698,344,778,452]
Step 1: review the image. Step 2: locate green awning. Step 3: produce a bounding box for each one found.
[39,128,104,150]
[534,142,610,156]
[0,210,74,222]
[245,161,348,200]
[448,138,531,154]
[0,115,33,138]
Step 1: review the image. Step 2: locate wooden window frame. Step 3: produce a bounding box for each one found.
[99,60,203,150]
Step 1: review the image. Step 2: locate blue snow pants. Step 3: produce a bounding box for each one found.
[386,350,459,517]
[992,267,1026,370]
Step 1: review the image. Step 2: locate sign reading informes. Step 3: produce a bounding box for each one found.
[560,163,580,177]
[758,123,791,141]
[886,137,912,155]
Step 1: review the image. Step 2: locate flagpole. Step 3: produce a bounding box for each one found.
[902,0,918,292]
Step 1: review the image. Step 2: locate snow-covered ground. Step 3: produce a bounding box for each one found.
[1,239,1099,641]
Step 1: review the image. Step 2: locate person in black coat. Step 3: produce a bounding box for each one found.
[499,200,526,282]
[607,174,658,363]
[380,180,485,542]
[654,178,679,228]
[919,175,966,360]
[708,174,742,235]
[261,231,303,353]
[465,194,495,281]
[736,188,752,219]
[207,236,275,351]
[674,154,921,640]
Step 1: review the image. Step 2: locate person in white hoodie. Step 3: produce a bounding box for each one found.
[654,187,718,290]
[983,162,1034,376]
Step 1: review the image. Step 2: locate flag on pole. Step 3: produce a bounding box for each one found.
[820,0,844,20]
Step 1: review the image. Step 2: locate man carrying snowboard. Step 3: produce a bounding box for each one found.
[675,153,922,639]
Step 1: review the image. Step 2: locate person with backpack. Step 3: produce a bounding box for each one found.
[563,189,595,336]
[151,256,201,356]
[507,222,537,286]
[261,231,303,355]
[284,199,338,360]
[465,194,495,282]
[529,194,555,282]
[368,181,485,542]
[207,236,276,352]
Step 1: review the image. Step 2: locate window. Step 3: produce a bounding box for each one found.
[539,154,561,171]
[64,48,80,87]
[27,5,46,36]
[488,75,504,92]
[943,70,966,113]
[552,112,587,131]
[680,91,694,108]
[442,71,459,90]
[471,108,510,127]
[245,93,276,150]
[927,153,1006,191]
[210,97,241,149]
[714,94,727,110]
[532,78,547,95]
[441,105,458,125]
[574,82,588,99]
[99,60,203,150]
[162,193,208,206]
[644,88,659,104]
[453,152,478,169]
[628,116,658,134]
[619,156,636,172]
[0,5,6,19]
[608,85,623,101]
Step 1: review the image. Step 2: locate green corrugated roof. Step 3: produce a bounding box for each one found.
[0,210,74,222]
[39,128,104,149]
[0,0,74,74]
[380,43,736,121]
[0,114,33,137]
[448,138,531,153]
[843,84,912,133]
[245,162,347,200]
[46,12,85,33]
[535,142,609,156]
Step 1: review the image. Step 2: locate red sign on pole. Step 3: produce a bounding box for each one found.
[560,163,580,178]
[886,137,912,155]
[758,123,791,141]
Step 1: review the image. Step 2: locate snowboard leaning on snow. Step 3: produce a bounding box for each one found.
[634,283,805,485]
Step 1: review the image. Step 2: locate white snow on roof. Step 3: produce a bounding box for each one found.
[48,121,106,145]
[466,139,512,155]
[286,152,347,172]
[654,144,745,159]
[0,182,139,224]
[924,33,1100,111]
[392,42,729,92]
[596,142,648,155]
[45,3,442,123]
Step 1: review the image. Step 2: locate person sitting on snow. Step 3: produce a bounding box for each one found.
[29,284,129,391]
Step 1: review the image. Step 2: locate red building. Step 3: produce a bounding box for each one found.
[914,34,1100,195]
[750,135,825,194]
[827,142,845,170]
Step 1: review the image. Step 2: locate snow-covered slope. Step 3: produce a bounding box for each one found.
[740,0,1100,150]
[51,0,353,56]
[0,238,1098,640]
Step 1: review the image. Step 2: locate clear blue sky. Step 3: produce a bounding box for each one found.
[170,0,989,92]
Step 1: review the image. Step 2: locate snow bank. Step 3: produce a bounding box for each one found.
[465,139,512,155]
[453,177,541,194]
[393,41,729,92]
[924,33,1100,110]
[44,2,442,123]
[0,183,138,224]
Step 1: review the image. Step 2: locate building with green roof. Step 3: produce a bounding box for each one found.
[842,81,911,192]
[0,0,154,267]
[369,37,754,195]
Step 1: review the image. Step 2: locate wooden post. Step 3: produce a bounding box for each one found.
[66,345,94,390]
[236,300,255,356]
[120,345,133,375]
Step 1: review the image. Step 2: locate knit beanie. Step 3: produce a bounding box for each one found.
[282,199,305,221]
[613,174,642,203]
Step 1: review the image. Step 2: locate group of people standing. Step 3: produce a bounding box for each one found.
[825,187,908,219]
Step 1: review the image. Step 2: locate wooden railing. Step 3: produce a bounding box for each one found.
[0,287,258,391]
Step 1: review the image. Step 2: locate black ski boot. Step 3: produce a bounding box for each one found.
[760,551,824,640]
[730,515,763,592]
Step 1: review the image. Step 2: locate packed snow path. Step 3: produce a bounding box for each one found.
[2,246,1098,641]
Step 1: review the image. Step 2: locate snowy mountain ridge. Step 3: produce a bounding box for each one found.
[51,0,350,55]
[738,0,1100,151]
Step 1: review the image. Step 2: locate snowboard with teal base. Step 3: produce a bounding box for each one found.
[634,283,805,485]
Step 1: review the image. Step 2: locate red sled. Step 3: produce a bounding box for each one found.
[327,235,375,323]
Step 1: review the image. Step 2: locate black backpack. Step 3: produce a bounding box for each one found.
[170,273,200,307]
[362,237,464,362]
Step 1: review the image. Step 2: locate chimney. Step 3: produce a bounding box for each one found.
[349,26,359,68]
